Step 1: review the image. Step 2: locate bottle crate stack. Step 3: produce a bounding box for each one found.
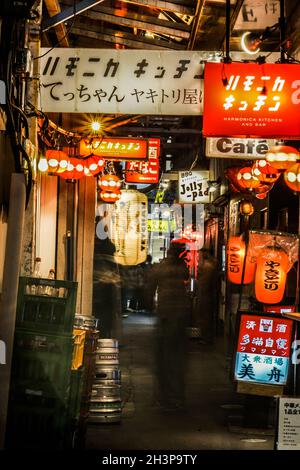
[89,338,122,424]
[5,275,79,449]
[72,314,100,448]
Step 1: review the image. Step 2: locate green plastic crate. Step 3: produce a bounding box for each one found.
[16,277,77,334]
[5,402,71,449]
[10,330,73,403]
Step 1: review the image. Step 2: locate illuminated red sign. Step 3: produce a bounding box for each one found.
[237,314,293,357]
[79,138,148,160]
[203,62,300,138]
[125,138,160,184]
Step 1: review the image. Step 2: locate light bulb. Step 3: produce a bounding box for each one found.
[38,157,48,172]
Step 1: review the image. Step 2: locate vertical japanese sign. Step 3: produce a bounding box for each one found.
[125,138,160,183]
[39,49,204,115]
[203,62,300,138]
[178,171,209,203]
[277,397,300,450]
[235,313,293,385]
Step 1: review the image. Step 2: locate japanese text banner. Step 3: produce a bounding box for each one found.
[203,62,300,138]
[39,49,204,115]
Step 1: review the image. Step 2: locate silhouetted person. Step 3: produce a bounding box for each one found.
[196,248,218,344]
[93,236,121,338]
[149,242,190,410]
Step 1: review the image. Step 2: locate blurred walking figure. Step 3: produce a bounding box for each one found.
[149,242,190,410]
[196,248,218,344]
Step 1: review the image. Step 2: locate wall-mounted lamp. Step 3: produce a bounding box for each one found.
[241,24,278,56]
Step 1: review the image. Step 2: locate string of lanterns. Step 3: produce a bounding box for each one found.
[225,145,300,198]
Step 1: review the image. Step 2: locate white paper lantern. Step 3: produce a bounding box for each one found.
[111,190,148,266]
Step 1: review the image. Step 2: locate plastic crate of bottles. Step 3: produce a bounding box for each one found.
[5,402,71,449]
[16,277,78,334]
[10,330,73,403]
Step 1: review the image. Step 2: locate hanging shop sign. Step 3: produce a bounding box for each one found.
[206,138,277,159]
[277,397,300,450]
[235,0,280,31]
[178,171,209,204]
[234,312,293,386]
[79,138,148,160]
[125,138,160,184]
[203,62,300,138]
[39,49,205,115]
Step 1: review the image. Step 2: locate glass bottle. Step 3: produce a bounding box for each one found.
[44,269,55,296]
[30,257,41,295]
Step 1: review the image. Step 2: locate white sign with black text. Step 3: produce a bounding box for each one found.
[206,137,277,159]
[179,171,210,204]
[39,49,280,115]
[277,397,300,450]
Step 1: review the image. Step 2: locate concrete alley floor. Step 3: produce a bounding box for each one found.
[86,313,274,451]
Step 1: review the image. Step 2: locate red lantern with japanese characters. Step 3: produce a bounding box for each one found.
[284,163,300,192]
[227,236,256,284]
[255,246,289,304]
[265,145,299,171]
[237,167,260,190]
[60,158,85,180]
[252,160,280,184]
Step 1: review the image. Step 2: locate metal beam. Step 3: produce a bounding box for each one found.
[82,6,191,39]
[220,0,245,50]
[44,0,69,46]
[122,0,195,16]
[187,0,205,50]
[71,25,186,49]
[42,0,106,32]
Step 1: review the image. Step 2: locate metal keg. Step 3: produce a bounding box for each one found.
[95,349,119,365]
[91,384,121,402]
[94,366,121,383]
[89,399,122,424]
[97,338,118,349]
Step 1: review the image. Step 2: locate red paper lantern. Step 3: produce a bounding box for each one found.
[266,145,299,171]
[255,247,289,304]
[60,158,85,180]
[284,163,300,192]
[45,150,69,174]
[227,236,256,285]
[98,174,122,191]
[100,190,121,203]
[84,156,105,176]
[252,160,280,184]
[237,167,260,190]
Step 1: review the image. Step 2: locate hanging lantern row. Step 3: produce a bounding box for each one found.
[226,235,291,304]
[98,173,122,203]
[225,166,273,200]
[225,145,300,199]
[38,150,105,179]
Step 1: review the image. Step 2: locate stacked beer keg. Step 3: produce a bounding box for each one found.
[89,338,122,423]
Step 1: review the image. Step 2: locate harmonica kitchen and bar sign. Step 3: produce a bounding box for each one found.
[203,62,300,138]
[206,137,277,159]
